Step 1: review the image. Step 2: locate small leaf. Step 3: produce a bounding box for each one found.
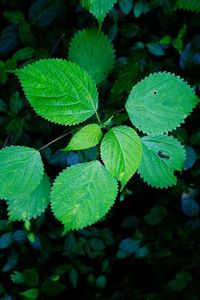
[0,233,13,249]
[7,173,50,221]
[168,271,192,291]
[0,99,7,112]
[144,204,168,225]
[69,29,115,84]
[69,269,78,288]
[125,72,198,134]
[119,0,133,15]
[13,47,34,61]
[50,161,118,231]
[176,0,200,13]
[64,124,102,151]
[20,288,38,299]
[3,11,25,24]
[100,126,142,189]
[15,59,99,126]
[29,0,64,27]
[96,275,107,289]
[184,146,196,170]
[117,238,140,259]
[42,280,65,296]
[181,196,199,217]
[0,146,44,201]
[0,25,19,55]
[9,92,23,115]
[138,135,186,188]
[81,0,117,24]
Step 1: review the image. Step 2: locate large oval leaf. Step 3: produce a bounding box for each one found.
[0,146,44,200]
[100,126,142,189]
[16,59,99,126]
[50,161,118,231]
[138,135,186,188]
[7,173,50,221]
[125,72,198,134]
[69,29,115,84]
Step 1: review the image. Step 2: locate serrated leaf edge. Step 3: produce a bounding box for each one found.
[81,0,118,24]
[15,58,99,126]
[68,28,116,84]
[100,125,142,190]
[50,161,118,232]
[125,71,198,135]
[137,134,187,189]
[0,145,44,201]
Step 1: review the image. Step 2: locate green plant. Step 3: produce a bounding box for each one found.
[0,0,199,232]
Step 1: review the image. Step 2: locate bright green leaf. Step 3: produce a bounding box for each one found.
[126,72,198,134]
[80,0,117,24]
[0,146,44,201]
[15,59,99,126]
[7,173,50,221]
[50,161,118,231]
[138,135,186,188]
[100,126,142,189]
[64,124,103,151]
[69,29,115,84]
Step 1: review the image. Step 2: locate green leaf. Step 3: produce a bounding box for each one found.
[117,238,140,259]
[80,0,117,24]
[50,161,118,231]
[7,173,50,221]
[29,0,64,27]
[0,146,44,201]
[96,275,107,289]
[144,204,168,225]
[64,124,103,151]
[100,126,142,189]
[9,92,23,115]
[0,233,13,249]
[0,99,7,112]
[20,288,38,299]
[168,271,192,291]
[68,29,115,84]
[3,11,25,24]
[138,135,186,188]
[176,0,200,13]
[69,269,78,288]
[125,72,198,134]
[15,59,99,126]
[13,47,34,61]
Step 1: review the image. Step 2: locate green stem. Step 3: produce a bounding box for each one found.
[98,22,102,34]
[95,110,101,124]
[39,126,82,151]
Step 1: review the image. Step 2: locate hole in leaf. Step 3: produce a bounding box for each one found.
[154,91,157,95]
[157,151,170,160]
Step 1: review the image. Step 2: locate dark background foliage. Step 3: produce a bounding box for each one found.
[0,0,200,299]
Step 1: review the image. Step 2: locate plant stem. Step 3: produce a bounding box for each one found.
[98,22,102,34]
[95,111,101,124]
[39,127,81,151]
